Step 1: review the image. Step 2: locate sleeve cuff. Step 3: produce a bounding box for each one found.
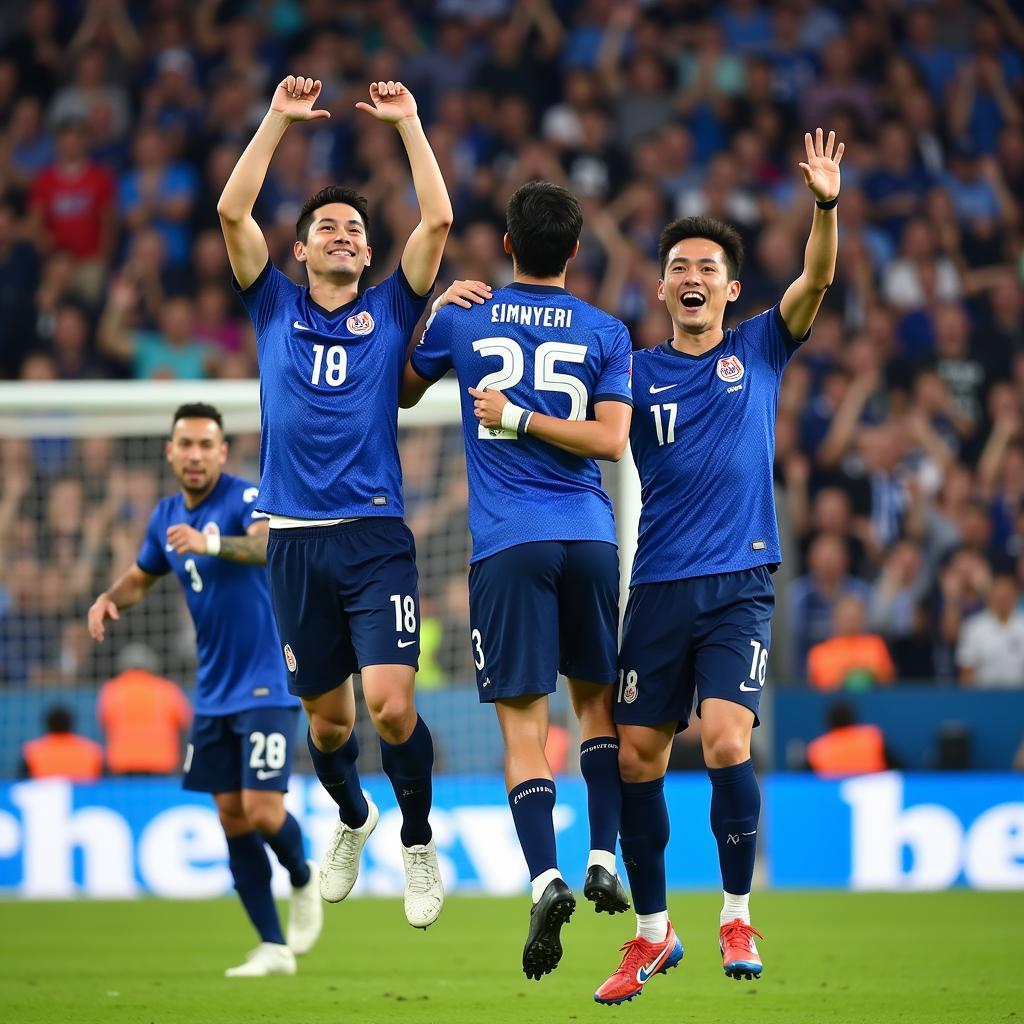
[396,265,434,301]
[135,559,167,578]
[593,393,634,408]
[773,303,811,346]
[232,260,272,296]
[409,352,444,384]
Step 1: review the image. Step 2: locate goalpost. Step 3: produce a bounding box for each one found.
[0,379,642,780]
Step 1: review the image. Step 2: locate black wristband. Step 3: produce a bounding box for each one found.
[815,195,839,210]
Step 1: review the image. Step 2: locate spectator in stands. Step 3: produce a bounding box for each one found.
[98,279,214,379]
[807,594,896,692]
[27,118,116,300]
[96,643,191,775]
[20,705,103,781]
[806,702,892,779]
[0,201,41,376]
[956,574,1024,688]
[789,534,872,679]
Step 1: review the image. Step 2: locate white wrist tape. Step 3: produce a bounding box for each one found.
[205,533,221,557]
[500,402,533,436]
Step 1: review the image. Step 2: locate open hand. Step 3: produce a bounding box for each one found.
[356,81,418,124]
[431,280,493,315]
[270,76,331,123]
[468,387,510,429]
[87,595,119,642]
[799,127,844,202]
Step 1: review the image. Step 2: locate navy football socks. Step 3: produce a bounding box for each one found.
[380,715,434,847]
[226,832,285,945]
[264,812,311,888]
[508,778,559,880]
[579,736,621,855]
[708,758,760,895]
[307,727,369,828]
[618,777,670,915]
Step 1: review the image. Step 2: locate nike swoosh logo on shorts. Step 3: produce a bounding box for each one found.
[649,384,677,394]
[397,639,416,648]
[256,769,281,780]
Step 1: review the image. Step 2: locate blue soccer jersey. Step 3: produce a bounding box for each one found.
[411,282,633,562]
[629,304,804,586]
[234,263,430,519]
[136,472,295,716]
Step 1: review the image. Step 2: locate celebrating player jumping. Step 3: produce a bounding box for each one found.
[88,403,321,977]
[593,127,845,1003]
[217,77,452,929]
[404,181,634,980]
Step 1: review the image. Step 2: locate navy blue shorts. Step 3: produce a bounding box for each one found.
[468,540,619,702]
[615,567,775,732]
[266,518,420,697]
[183,706,300,793]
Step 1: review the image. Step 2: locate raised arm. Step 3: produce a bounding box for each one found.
[780,128,844,340]
[87,563,160,642]
[164,518,270,565]
[469,388,631,462]
[355,81,453,297]
[217,76,331,289]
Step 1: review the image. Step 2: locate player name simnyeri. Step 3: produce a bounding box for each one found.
[490,303,573,328]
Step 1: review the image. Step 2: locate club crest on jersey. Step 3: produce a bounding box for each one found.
[716,355,744,383]
[347,310,374,336]
[283,644,297,673]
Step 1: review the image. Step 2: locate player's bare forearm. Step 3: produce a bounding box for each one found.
[396,116,453,296]
[525,407,631,461]
[217,110,290,222]
[103,565,158,611]
[400,362,434,408]
[216,532,269,565]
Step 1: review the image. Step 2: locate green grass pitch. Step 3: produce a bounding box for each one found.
[1,891,1020,1023]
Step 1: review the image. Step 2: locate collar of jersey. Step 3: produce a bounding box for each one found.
[306,289,362,319]
[659,334,729,361]
[506,282,567,294]
[180,472,229,514]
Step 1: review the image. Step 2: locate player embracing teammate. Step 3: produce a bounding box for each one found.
[432,128,844,999]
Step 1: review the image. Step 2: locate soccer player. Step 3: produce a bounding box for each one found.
[217,77,450,928]
[591,128,845,1003]
[403,181,634,979]
[87,403,321,977]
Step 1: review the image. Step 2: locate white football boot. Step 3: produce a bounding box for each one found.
[224,942,297,977]
[287,858,323,955]
[401,838,444,929]
[320,796,379,903]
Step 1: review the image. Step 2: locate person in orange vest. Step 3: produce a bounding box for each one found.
[96,643,192,775]
[806,702,893,779]
[807,594,896,691]
[20,706,104,781]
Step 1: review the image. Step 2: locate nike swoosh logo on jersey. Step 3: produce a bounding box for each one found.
[636,942,673,983]
[397,639,416,648]
[739,681,762,692]
[649,384,677,394]
[293,320,311,331]
[256,769,281,780]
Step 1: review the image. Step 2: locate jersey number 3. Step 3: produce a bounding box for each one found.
[473,338,589,439]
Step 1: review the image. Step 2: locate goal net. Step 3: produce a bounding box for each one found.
[0,379,641,783]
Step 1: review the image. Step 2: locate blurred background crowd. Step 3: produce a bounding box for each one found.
[1,0,1024,700]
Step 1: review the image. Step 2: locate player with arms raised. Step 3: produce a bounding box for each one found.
[217,77,452,928]
[591,128,845,1004]
[404,181,633,979]
[88,403,321,977]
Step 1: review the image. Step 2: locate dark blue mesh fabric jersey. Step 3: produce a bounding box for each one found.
[629,304,805,586]
[411,282,633,562]
[234,262,430,519]
[135,473,294,716]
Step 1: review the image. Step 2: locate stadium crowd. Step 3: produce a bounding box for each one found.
[1,0,1023,691]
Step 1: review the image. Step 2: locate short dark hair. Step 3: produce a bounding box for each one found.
[658,216,744,280]
[45,706,74,733]
[171,402,223,436]
[505,181,583,279]
[296,185,369,244]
